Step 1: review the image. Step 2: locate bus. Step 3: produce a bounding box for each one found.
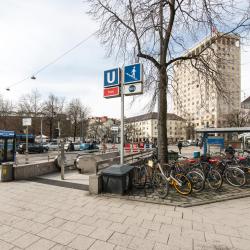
[16,133,35,147]
[0,130,16,164]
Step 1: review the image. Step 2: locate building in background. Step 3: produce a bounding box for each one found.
[125,112,186,143]
[87,116,120,143]
[241,96,250,111]
[173,33,241,129]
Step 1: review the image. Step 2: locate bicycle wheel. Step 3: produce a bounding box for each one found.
[173,174,192,195]
[206,169,223,190]
[186,170,205,192]
[224,167,246,187]
[152,173,169,198]
[133,166,147,188]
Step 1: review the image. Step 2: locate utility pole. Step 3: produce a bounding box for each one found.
[120,74,124,164]
[60,140,65,180]
[25,125,29,164]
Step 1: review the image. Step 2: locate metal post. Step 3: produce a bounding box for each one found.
[40,117,43,143]
[120,77,124,164]
[25,126,29,164]
[57,121,60,155]
[61,140,65,180]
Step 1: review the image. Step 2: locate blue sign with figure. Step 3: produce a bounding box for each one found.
[124,63,143,84]
[207,137,224,148]
[104,68,120,88]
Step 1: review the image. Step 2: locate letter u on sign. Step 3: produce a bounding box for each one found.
[104,68,120,88]
[107,71,115,84]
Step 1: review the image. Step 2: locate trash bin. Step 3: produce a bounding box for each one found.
[1,162,14,182]
[102,164,134,195]
[193,151,201,159]
[168,150,179,161]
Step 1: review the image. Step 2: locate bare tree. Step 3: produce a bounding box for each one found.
[17,89,43,135]
[87,119,105,141]
[18,89,42,116]
[0,96,13,130]
[225,110,250,127]
[66,98,89,142]
[43,94,65,140]
[124,123,140,143]
[86,0,250,163]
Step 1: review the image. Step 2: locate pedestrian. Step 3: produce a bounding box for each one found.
[225,144,235,159]
[177,141,183,154]
[102,141,107,153]
[69,141,74,151]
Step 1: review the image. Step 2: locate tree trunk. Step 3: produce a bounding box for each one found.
[157,67,168,164]
[49,120,53,140]
[73,122,77,142]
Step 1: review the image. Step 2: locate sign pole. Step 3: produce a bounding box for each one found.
[61,140,65,180]
[25,125,29,164]
[120,78,124,164]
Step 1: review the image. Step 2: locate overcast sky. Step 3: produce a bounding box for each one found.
[1,0,250,119]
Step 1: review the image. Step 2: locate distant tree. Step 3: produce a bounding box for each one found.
[66,98,89,142]
[86,0,250,164]
[124,124,139,143]
[43,94,65,140]
[17,89,43,135]
[225,110,250,127]
[87,119,105,141]
[0,95,13,130]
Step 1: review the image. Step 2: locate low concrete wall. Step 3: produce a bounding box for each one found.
[77,152,120,174]
[89,174,102,195]
[14,161,57,180]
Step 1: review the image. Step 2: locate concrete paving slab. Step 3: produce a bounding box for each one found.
[0,180,250,250]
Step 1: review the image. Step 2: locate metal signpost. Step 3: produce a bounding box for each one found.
[104,63,143,164]
[22,118,32,164]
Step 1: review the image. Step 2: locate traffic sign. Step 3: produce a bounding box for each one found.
[104,68,120,88]
[22,118,32,126]
[124,63,143,84]
[104,86,120,98]
[124,82,143,96]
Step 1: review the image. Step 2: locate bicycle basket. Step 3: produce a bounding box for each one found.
[147,160,154,168]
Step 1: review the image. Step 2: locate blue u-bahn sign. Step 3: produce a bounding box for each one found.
[124,63,143,84]
[104,68,120,88]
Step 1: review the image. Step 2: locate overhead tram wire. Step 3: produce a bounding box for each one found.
[5,31,96,91]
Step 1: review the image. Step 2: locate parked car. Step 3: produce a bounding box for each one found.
[17,143,48,154]
[47,142,59,151]
[70,142,99,152]
[80,143,99,151]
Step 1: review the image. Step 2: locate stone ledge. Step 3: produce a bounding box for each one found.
[14,161,57,180]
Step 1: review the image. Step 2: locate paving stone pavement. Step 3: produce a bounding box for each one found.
[0,180,250,250]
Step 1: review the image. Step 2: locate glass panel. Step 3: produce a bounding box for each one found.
[0,138,4,163]
[6,138,14,161]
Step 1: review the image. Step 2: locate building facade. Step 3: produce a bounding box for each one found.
[125,112,186,143]
[173,33,241,129]
[87,116,120,143]
[241,96,250,110]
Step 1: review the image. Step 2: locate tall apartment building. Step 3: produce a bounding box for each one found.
[125,112,186,143]
[173,33,241,129]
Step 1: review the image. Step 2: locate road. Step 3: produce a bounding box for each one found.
[14,145,202,165]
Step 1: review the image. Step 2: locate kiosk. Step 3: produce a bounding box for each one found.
[0,130,16,164]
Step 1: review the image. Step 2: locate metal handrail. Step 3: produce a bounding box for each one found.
[96,149,154,173]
